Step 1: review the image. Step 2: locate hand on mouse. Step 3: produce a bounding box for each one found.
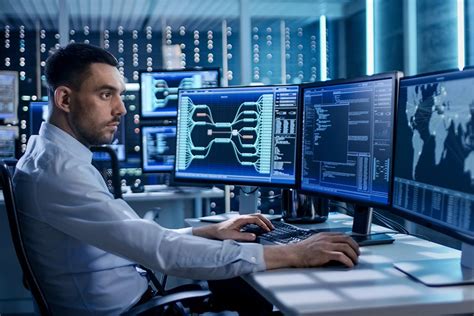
[264,232,360,269]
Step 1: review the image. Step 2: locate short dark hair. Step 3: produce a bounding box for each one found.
[45,43,118,98]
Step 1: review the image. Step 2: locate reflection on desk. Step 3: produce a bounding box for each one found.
[241,213,474,316]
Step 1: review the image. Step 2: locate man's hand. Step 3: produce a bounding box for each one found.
[193,214,274,241]
[264,232,360,269]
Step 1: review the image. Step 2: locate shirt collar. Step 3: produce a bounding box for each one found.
[39,122,93,163]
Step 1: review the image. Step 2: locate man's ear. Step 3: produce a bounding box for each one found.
[54,86,72,113]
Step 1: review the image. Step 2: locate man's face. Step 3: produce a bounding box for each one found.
[68,63,126,146]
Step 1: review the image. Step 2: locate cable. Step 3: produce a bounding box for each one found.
[239,186,259,194]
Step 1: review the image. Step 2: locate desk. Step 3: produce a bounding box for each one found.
[188,213,474,316]
[123,186,224,218]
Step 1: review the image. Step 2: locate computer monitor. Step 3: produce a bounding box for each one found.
[0,125,17,159]
[140,69,220,118]
[392,68,474,286]
[141,120,177,173]
[29,101,125,161]
[174,85,300,188]
[0,71,19,122]
[299,72,401,244]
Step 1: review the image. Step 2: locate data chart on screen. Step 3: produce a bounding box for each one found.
[140,69,220,118]
[174,85,299,186]
[300,75,398,205]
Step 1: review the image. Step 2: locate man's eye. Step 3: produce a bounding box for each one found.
[101,92,112,99]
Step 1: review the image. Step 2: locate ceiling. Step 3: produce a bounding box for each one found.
[0,0,363,31]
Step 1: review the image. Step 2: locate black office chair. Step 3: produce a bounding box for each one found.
[2,159,212,315]
[0,159,52,316]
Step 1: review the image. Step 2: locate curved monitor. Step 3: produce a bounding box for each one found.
[392,68,474,286]
[140,68,220,118]
[299,72,400,207]
[174,85,300,187]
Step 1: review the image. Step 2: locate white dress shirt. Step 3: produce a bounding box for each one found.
[13,122,266,315]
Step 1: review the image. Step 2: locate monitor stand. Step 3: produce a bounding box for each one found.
[238,186,259,214]
[281,189,329,224]
[394,242,474,286]
[315,204,394,246]
[350,205,394,246]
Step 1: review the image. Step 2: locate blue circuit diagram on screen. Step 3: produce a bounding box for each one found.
[177,93,274,173]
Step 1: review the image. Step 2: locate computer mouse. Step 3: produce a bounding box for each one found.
[322,260,348,268]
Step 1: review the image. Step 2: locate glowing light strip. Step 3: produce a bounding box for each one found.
[320,15,327,81]
[366,0,374,75]
[457,0,465,70]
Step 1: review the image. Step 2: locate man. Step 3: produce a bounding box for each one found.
[13,43,359,315]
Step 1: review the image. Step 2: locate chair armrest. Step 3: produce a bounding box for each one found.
[122,290,211,316]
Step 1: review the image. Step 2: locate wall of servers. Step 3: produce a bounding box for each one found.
[0,18,340,215]
[1,0,473,216]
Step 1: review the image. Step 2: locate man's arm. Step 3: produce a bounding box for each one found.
[193,214,360,268]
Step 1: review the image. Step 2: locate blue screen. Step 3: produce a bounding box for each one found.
[0,126,17,159]
[300,75,397,205]
[29,101,49,135]
[140,69,220,118]
[142,124,177,172]
[174,85,299,186]
[0,71,18,120]
[393,69,474,238]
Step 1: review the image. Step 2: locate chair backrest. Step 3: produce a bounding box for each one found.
[90,145,123,199]
[0,160,51,316]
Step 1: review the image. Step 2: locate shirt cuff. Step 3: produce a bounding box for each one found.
[239,242,266,272]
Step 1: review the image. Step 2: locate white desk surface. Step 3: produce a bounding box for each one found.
[188,212,474,316]
[122,186,224,202]
[241,213,474,316]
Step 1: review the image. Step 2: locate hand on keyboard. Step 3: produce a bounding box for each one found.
[254,221,315,245]
[192,213,274,242]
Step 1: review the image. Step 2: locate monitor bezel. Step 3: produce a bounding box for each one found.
[172,84,301,188]
[140,119,178,174]
[138,68,221,119]
[297,71,402,209]
[391,67,474,245]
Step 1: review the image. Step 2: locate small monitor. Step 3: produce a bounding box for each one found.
[141,120,177,173]
[174,85,300,187]
[392,68,474,286]
[0,71,19,122]
[299,73,399,206]
[0,126,17,159]
[140,69,220,118]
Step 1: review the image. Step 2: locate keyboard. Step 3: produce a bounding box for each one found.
[251,221,395,246]
[257,221,315,245]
